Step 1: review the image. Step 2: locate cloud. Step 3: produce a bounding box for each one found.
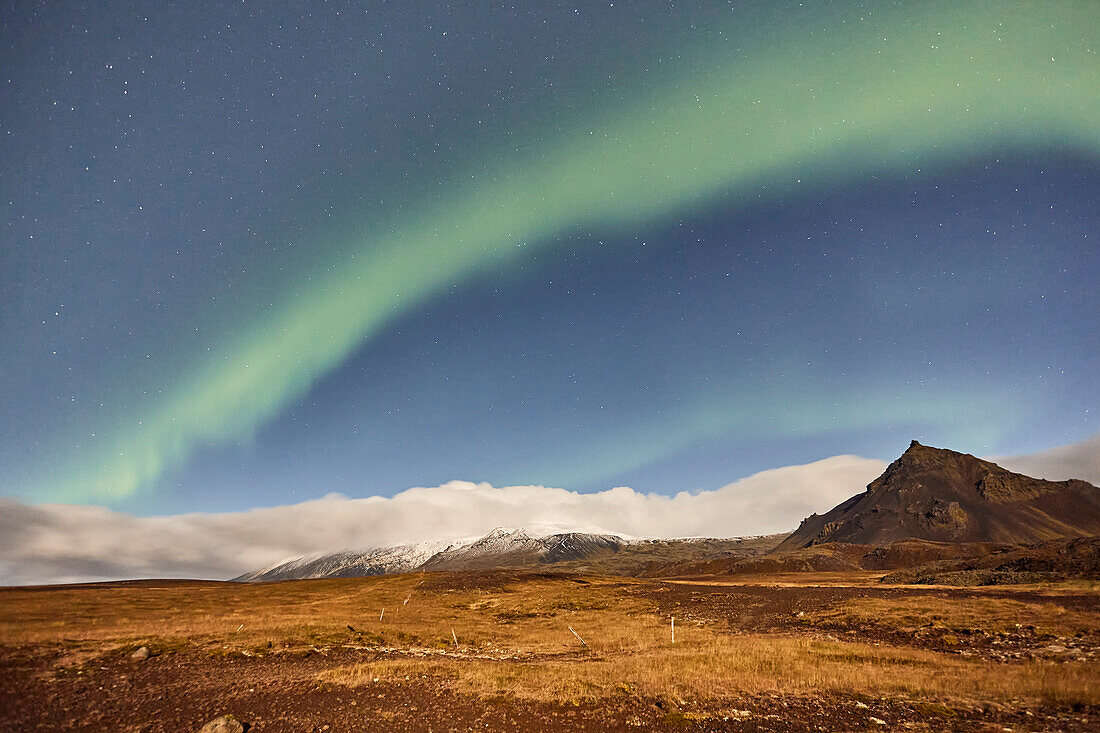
[6,432,1096,586]
[993,433,1100,485]
[1,454,884,586]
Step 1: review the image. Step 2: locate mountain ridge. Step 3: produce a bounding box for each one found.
[776,440,1100,551]
[235,527,633,581]
[234,527,783,582]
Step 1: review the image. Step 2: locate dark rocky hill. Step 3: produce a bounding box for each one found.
[880,536,1100,585]
[776,441,1100,551]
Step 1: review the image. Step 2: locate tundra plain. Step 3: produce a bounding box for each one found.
[1,570,1098,731]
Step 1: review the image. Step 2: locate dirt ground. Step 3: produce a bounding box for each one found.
[1,573,1097,732]
[645,578,1100,662]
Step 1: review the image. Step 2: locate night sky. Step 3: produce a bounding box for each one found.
[3,1,1098,516]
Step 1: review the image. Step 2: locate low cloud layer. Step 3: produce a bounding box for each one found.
[994,433,1100,485]
[4,433,1097,587]
[1,454,884,586]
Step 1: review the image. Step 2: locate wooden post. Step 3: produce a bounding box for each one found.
[452,628,459,647]
[671,616,675,643]
[380,608,385,622]
[568,625,589,649]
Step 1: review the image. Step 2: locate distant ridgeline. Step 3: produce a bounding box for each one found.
[234,528,783,582]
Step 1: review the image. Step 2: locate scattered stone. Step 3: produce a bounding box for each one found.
[130,647,150,661]
[869,716,887,726]
[199,714,245,733]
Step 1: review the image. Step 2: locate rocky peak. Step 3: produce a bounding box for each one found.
[776,441,1100,550]
[483,527,530,540]
[868,441,1000,495]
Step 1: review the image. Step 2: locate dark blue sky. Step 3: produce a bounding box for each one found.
[2,1,1097,514]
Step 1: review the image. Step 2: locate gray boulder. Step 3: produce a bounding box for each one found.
[199,715,245,733]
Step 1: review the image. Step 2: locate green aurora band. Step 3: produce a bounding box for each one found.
[54,1,1100,500]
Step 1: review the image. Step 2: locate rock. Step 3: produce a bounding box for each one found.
[130,646,150,661]
[199,715,245,733]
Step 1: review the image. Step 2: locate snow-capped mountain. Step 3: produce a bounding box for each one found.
[233,527,627,582]
[233,536,472,582]
[419,527,626,571]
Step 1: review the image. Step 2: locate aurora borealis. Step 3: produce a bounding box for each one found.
[2,2,1098,514]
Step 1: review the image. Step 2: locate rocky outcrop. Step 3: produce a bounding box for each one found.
[777,441,1100,551]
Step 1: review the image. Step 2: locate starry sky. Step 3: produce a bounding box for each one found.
[2,1,1098,516]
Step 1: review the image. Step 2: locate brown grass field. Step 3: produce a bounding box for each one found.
[1,570,1098,731]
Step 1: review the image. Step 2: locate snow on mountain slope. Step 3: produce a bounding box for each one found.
[234,527,627,581]
[233,536,472,582]
[417,527,627,570]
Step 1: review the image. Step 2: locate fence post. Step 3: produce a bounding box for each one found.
[568,625,589,649]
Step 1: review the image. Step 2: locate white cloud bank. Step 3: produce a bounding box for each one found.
[994,433,1100,486]
[3,433,1096,586]
[1,454,884,586]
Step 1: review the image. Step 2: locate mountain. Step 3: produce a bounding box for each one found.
[418,528,625,571]
[776,441,1100,551]
[235,527,787,581]
[235,528,628,582]
[234,536,470,582]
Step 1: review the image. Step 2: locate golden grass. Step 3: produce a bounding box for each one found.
[321,631,1099,706]
[663,572,889,587]
[0,575,422,648]
[807,595,1100,637]
[3,572,1097,710]
[0,574,653,655]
